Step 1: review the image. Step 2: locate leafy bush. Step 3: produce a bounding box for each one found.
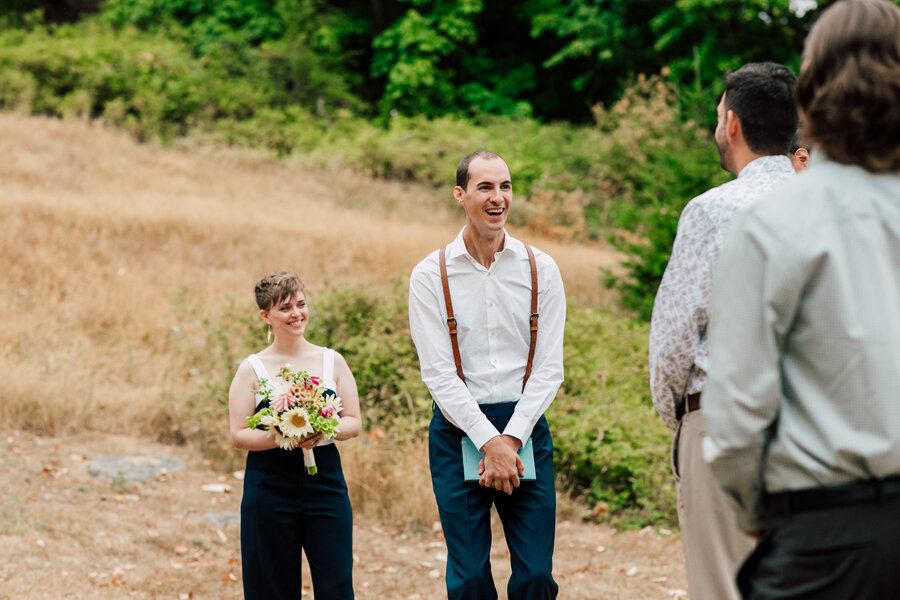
[590,75,729,319]
[0,21,270,139]
[549,305,674,527]
[0,16,356,141]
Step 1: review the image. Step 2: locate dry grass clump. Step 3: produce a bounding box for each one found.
[341,435,439,530]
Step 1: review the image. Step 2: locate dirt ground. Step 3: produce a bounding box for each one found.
[0,431,686,599]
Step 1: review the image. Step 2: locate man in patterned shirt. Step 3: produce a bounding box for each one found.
[648,63,798,600]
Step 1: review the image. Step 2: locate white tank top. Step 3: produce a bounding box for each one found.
[244,348,337,446]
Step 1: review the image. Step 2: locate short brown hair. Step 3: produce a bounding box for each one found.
[796,0,900,172]
[456,150,505,189]
[254,272,305,311]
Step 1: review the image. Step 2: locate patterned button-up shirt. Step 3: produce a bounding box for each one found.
[649,155,795,432]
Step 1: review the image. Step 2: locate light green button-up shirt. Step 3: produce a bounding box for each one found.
[703,154,900,532]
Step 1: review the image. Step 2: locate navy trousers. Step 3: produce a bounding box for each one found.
[737,489,900,600]
[241,443,354,599]
[429,402,558,600]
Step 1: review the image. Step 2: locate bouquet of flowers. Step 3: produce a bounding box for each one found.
[246,364,342,475]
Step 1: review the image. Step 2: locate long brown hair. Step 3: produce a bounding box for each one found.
[796,0,900,173]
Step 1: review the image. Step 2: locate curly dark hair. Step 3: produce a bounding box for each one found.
[254,272,305,311]
[796,0,900,172]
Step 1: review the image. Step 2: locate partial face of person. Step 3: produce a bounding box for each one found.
[714,94,732,172]
[454,157,512,238]
[261,291,308,339]
[791,147,810,172]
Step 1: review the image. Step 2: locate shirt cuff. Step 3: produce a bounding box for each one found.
[501,412,533,446]
[736,507,762,534]
[469,419,502,452]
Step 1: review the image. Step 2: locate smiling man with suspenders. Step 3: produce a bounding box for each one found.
[408,150,566,600]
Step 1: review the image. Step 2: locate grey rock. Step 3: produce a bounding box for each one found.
[203,512,241,528]
[88,453,187,482]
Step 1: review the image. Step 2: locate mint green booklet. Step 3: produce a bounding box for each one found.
[461,437,536,482]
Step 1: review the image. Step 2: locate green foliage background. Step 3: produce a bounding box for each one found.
[3,0,881,526]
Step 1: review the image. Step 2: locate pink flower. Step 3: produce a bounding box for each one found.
[271,393,295,412]
[310,376,321,386]
[318,406,335,418]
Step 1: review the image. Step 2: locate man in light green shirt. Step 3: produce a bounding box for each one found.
[703,1,900,598]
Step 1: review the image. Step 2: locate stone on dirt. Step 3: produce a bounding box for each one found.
[88,453,187,482]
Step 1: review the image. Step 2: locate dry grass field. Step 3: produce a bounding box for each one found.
[0,112,685,599]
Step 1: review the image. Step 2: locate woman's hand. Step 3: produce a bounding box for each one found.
[298,432,325,450]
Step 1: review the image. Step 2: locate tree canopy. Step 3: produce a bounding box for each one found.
[2,0,853,122]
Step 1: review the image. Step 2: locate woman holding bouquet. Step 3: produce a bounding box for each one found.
[229,272,361,599]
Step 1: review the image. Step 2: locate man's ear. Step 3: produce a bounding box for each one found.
[792,147,810,172]
[726,109,741,141]
[453,185,465,205]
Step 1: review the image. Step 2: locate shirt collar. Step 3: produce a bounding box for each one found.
[737,154,795,180]
[447,227,526,261]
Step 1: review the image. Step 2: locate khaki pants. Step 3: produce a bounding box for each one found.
[673,410,754,600]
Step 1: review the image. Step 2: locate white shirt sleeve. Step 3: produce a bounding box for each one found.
[408,258,501,449]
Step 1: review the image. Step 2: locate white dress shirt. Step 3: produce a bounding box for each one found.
[408,228,566,450]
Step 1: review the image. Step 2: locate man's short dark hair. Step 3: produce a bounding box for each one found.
[724,63,798,156]
[789,130,805,155]
[797,0,900,173]
[456,150,504,189]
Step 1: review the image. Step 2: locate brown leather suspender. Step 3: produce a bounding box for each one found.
[439,246,466,383]
[523,244,538,391]
[439,244,539,391]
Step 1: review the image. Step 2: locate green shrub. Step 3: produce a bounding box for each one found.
[590,75,729,320]
[304,281,434,438]
[549,305,675,528]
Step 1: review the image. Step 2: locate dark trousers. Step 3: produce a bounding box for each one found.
[737,483,900,600]
[241,444,354,599]
[429,402,558,600]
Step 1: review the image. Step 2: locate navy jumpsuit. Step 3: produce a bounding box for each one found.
[240,349,354,599]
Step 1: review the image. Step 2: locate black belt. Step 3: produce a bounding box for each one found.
[765,476,900,517]
[686,392,701,413]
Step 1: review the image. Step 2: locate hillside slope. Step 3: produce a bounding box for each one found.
[1,112,620,432]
